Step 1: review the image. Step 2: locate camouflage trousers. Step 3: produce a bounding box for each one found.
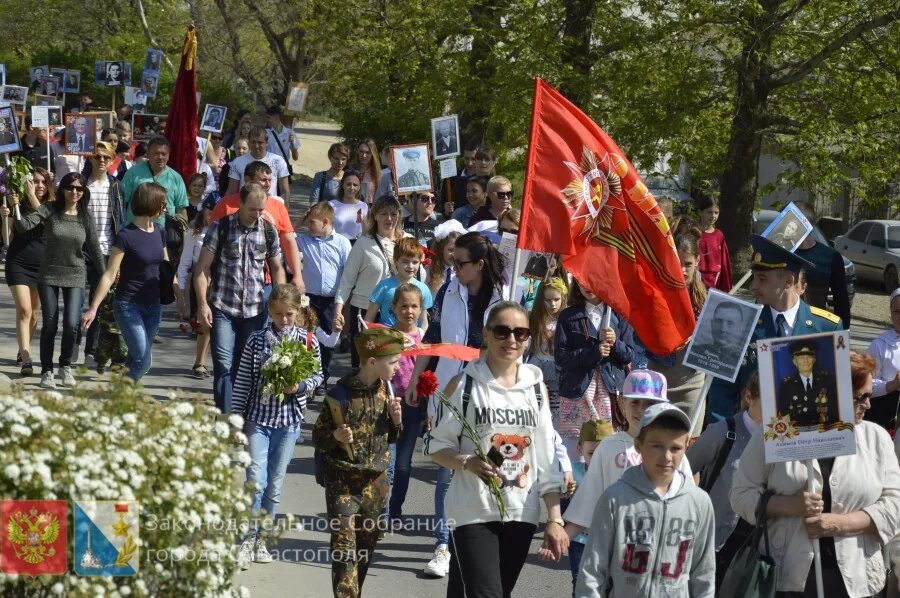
[95,329,127,367]
[324,467,389,598]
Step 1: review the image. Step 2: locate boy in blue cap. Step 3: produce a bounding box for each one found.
[706,234,842,423]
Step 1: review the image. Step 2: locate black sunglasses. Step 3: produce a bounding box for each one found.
[495,191,513,199]
[491,325,530,342]
[64,185,85,193]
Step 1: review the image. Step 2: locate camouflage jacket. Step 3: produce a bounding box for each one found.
[312,372,401,474]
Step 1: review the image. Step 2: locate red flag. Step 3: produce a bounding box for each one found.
[518,78,694,355]
[165,25,199,185]
[1,500,68,575]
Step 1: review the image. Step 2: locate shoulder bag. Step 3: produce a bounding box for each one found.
[719,489,776,598]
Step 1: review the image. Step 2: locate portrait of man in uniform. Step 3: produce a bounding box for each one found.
[393,144,432,194]
[684,290,762,382]
[776,339,839,428]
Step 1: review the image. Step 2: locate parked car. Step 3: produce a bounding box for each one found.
[754,209,856,308]
[834,219,900,292]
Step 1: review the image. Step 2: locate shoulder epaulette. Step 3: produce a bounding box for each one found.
[809,305,841,324]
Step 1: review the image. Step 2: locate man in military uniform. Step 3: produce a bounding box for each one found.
[689,301,748,374]
[312,327,404,598]
[777,340,838,427]
[706,235,843,423]
[397,148,429,189]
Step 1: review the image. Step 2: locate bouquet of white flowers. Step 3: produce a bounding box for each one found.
[261,337,320,403]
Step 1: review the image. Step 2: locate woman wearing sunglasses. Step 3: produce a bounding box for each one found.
[15,172,105,389]
[469,176,513,227]
[403,191,445,246]
[732,352,900,598]
[428,301,568,596]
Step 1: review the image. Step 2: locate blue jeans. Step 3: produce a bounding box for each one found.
[434,466,451,546]
[388,400,425,518]
[245,421,301,537]
[211,308,267,413]
[37,284,84,373]
[568,540,585,597]
[113,301,162,381]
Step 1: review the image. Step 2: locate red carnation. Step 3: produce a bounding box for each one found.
[416,370,439,398]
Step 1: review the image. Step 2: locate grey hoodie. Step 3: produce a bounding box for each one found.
[575,465,715,598]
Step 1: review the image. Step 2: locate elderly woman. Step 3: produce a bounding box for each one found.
[731,352,900,598]
[865,288,900,430]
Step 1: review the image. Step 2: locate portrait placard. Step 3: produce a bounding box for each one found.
[46,106,62,128]
[431,114,460,160]
[33,94,56,107]
[132,114,167,141]
[123,62,132,86]
[140,71,159,97]
[0,106,22,154]
[761,202,813,252]
[39,76,61,99]
[391,143,433,194]
[284,82,308,115]
[439,158,457,180]
[63,70,81,94]
[145,49,164,72]
[65,114,97,156]
[683,290,763,382]
[94,61,107,85]
[200,104,227,134]
[83,111,115,135]
[31,105,50,128]
[124,87,147,113]
[757,330,856,464]
[50,68,67,88]
[30,65,49,84]
[0,85,27,108]
[105,61,125,87]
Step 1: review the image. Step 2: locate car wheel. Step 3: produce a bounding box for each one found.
[885,265,899,293]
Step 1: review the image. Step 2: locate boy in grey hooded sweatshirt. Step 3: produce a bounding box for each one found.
[576,403,715,597]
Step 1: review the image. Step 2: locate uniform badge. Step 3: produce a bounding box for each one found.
[805,320,812,327]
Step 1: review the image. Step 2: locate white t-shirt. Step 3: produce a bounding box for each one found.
[267,125,300,160]
[227,152,290,198]
[329,199,368,240]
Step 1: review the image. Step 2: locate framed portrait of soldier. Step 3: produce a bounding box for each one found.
[683,290,763,382]
[63,70,81,94]
[761,202,812,252]
[65,114,97,156]
[124,87,147,113]
[39,76,61,99]
[200,104,227,134]
[285,82,308,115]
[145,49,164,72]
[0,106,21,154]
[30,65,49,84]
[47,106,62,128]
[431,114,460,160]
[105,61,125,87]
[140,71,159,98]
[0,85,28,108]
[391,143,433,194]
[757,330,855,464]
[84,111,115,136]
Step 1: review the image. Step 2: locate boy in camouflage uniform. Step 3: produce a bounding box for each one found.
[94,288,128,374]
[313,327,404,598]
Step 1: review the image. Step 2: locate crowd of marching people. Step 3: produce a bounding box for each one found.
[5,102,900,598]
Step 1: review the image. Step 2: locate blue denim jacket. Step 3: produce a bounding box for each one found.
[554,304,634,399]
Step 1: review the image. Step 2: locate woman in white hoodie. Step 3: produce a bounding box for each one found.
[427,301,568,598]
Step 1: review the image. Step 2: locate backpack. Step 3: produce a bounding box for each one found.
[164,213,188,259]
[210,213,278,280]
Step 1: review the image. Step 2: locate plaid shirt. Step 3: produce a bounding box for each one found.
[231,324,324,428]
[203,214,281,318]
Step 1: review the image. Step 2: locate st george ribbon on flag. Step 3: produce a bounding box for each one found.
[517,78,695,355]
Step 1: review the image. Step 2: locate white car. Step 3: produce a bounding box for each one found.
[834,220,900,291]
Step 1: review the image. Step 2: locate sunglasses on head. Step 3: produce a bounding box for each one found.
[490,325,530,342]
[495,191,513,199]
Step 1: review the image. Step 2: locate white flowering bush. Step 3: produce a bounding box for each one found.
[0,378,253,597]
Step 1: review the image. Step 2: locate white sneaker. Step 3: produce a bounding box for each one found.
[254,539,274,564]
[40,372,57,389]
[238,539,255,570]
[59,366,75,387]
[423,544,451,578]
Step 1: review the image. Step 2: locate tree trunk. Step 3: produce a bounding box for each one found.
[559,0,596,107]
[460,1,506,144]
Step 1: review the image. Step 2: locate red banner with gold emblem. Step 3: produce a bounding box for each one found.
[518,78,695,355]
[1,500,68,575]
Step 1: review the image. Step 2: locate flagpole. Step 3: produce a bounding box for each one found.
[731,271,752,294]
[509,248,522,301]
[687,375,712,437]
[807,461,825,598]
[46,125,51,173]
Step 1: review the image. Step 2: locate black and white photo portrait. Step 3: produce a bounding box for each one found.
[761,202,813,252]
[65,114,97,156]
[0,107,21,154]
[125,87,147,113]
[64,70,81,93]
[141,72,159,97]
[286,83,308,114]
[431,115,460,160]
[106,61,124,86]
[33,94,56,107]
[200,104,227,134]
[145,49,163,72]
[47,107,62,127]
[392,144,433,194]
[1,85,28,107]
[683,290,763,382]
[30,65,49,84]
[39,76,60,99]
[94,61,107,85]
[132,114,167,141]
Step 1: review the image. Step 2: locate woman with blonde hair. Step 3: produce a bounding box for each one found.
[334,195,409,367]
[350,138,381,204]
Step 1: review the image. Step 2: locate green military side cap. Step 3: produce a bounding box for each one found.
[355,327,406,361]
[750,234,814,273]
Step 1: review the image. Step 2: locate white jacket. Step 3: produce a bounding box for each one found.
[731,422,900,597]
[335,233,410,309]
[565,430,693,529]
[426,359,563,527]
